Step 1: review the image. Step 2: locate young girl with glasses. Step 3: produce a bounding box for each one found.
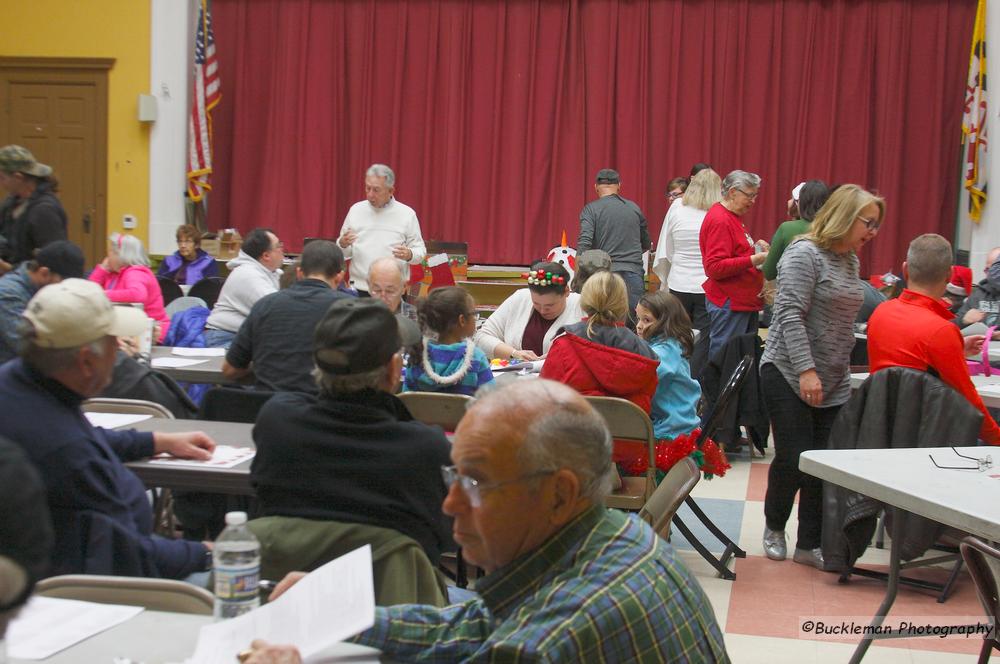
[404,286,495,396]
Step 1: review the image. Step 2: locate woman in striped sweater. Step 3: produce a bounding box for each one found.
[760,185,886,568]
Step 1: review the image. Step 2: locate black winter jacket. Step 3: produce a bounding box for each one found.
[822,367,983,572]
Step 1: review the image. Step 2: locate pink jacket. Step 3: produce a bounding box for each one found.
[89,264,170,342]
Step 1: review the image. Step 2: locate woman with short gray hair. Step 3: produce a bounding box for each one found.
[698,170,769,361]
[89,232,170,342]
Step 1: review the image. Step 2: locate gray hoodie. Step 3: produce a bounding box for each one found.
[954,262,1000,328]
[204,251,282,333]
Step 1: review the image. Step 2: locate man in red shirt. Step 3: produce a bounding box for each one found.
[868,234,1000,445]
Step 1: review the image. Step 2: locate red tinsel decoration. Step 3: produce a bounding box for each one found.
[613,429,731,480]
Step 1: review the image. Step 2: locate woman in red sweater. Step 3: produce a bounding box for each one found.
[699,170,770,361]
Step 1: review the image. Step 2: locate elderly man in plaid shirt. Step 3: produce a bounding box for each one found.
[246,379,729,664]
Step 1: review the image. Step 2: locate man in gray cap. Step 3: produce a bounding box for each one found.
[250,298,451,564]
[0,145,68,273]
[0,279,217,578]
[577,169,650,325]
[0,240,85,363]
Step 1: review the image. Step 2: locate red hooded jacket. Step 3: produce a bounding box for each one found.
[540,324,660,412]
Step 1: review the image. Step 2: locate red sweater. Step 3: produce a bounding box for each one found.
[699,203,763,311]
[868,289,1000,445]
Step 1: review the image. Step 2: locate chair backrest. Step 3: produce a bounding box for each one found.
[156,275,184,307]
[696,352,754,447]
[961,536,1000,630]
[165,295,208,318]
[397,392,472,431]
[198,386,276,423]
[188,276,226,310]
[81,397,174,419]
[586,396,657,498]
[35,574,214,615]
[249,516,448,607]
[638,457,700,538]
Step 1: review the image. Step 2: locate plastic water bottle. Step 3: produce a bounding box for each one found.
[213,511,260,619]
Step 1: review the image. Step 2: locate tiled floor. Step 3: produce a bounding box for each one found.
[675,447,988,662]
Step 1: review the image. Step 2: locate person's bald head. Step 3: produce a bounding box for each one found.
[985,247,1000,276]
[368,257,407,312]
[444,380,613,572]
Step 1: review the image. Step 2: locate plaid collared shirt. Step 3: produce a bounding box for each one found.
[352,506,729,663]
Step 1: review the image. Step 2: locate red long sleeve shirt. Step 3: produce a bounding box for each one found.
[867,289,1000,445]
[699,203,763,311]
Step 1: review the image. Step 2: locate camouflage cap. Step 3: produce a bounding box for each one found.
[0,145,52,178]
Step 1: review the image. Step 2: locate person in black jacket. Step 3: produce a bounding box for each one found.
[251,298,452,564]
[0,145,68,274]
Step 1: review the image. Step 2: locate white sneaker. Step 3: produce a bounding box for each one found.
[763,527,787,561]
[793,546,825,569]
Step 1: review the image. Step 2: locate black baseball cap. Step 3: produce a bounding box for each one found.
[595,168,620,184]
[34,241,85,279]
[314,298,414,375]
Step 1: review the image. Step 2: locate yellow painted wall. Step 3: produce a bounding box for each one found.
[0,0,151,242]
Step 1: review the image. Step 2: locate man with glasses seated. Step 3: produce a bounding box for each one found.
[244,379,729,664]
[204,228,285,348]
[250,298,451,565]
[868,234,1000,445]
[367,256,417,320]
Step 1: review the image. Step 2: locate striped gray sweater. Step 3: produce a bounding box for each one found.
[761,238,863,407]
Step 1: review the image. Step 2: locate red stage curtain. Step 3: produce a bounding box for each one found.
[211,0,974,274]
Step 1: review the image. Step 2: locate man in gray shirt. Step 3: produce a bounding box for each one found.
[577,169,650,325]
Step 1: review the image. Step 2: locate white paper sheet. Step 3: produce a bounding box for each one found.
[171,347,227,357]
[149,445,255,469]
[152,357,210,368]
[84,412,154,429]
[7,596,144,660]
[187,545,375,664]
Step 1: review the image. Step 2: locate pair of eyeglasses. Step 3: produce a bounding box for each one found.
[465,311,480,321]
[667,191,683,200]
[736,188,759,200]
[928,447,993,472]
[370,288,401,298]
[857,215,882,232]
[441,465,555,508]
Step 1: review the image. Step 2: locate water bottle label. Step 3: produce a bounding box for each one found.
[214,566,259,601]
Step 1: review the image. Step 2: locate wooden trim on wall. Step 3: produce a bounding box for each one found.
[0,57,114,71]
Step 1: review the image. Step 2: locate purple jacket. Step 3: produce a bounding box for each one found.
[156,249,218,285]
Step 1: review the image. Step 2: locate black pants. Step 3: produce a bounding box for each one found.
[761,363,841,550]
[670,290,710,378]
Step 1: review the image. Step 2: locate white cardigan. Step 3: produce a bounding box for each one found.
[653,199,709,294]
[475,288,584,358]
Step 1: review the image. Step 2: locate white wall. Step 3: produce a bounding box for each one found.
[148,0,193,255]
[964,0,1000,274]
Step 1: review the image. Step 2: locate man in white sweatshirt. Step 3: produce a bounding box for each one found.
[337,164,426,295]
[204,228,284,348]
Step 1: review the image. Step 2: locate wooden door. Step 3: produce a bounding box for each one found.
[0,57,111,268]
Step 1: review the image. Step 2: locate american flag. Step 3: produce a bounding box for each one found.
[187,0,221,202]
[963,0,988,222]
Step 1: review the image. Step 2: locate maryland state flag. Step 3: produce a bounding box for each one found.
[963,0,988,222]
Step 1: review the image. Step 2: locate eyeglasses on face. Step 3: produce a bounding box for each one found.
[736,188,759,200]
[856,215,882,232]
[370,287,401,298]
[441,465,555,508]
[667,191,683,200]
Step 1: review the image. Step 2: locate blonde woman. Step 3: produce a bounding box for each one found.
[541,271,659,411]
[654,168,723,376]
[760,185,885,568]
